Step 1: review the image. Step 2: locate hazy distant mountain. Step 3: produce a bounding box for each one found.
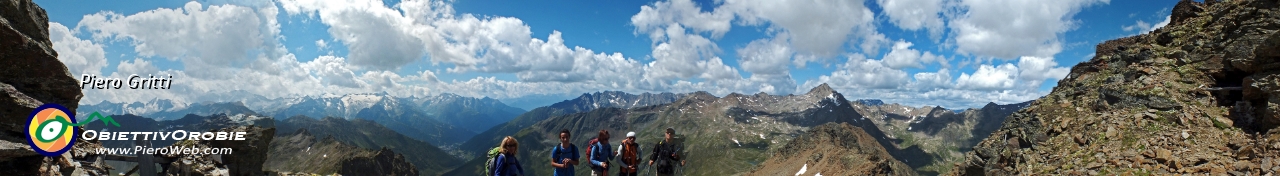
[851,101,1029,174]
[148,102,259,120]
[452,91,684,160]
[269,93,523,147]
[273,116,460,176]
[411,93,526,133]
[445,84,908,176]
[497,93,580,110]
[353,96,474,146]
[78,98,185,118]
[79,100,260,121]
[272,93,389,120]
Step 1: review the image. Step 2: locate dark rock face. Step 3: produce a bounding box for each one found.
[951,0,1280,175]
[0,0,104,175]
[338,148,419,176]
[0,0,82,119]
[162,126,275,176]
[207,126,275,176]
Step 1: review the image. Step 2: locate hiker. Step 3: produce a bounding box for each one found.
[615,131,641,176]
[648,128,683,176]
[494,136,525,176]
[588,130,614,176]
[550,129,580,176]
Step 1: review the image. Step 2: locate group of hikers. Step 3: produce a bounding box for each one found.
[490,128,686,176]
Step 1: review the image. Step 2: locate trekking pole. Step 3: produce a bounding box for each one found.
[645,160,652,176]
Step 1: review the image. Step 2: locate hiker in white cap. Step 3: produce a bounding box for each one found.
[615,131,640,176]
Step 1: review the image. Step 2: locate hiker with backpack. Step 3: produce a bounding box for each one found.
[550,129,580,176]
[587,130,614,176]
[615,131,641,176]
[489,136,525,176]
[648,128,683,176]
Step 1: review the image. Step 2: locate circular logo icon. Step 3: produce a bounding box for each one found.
[26,104,77,156]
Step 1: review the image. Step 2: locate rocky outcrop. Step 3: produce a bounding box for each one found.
[163,126,275,176]
[207,126,274,176]
[337,148,419,176]
[0,0,106,175]
[951,0,1280,175]
[265,128,420,175]
[0,0,82,122]
[747,122,915,176]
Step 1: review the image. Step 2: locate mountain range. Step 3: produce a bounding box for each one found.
[852,100,1030,175]
[74,84,1039,176]
[746,122,916,176]
[79,92,527,149]
[451,91,685,160]
[270,116,459,176]
[444,84,917,176]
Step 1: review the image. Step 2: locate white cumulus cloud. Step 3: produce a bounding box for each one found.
[49,22,107,75]
[882,40,945,69]
[950,0,1108,58]
[877,0,945,36]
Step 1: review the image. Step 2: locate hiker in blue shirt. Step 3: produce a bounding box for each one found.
[550,129,580,176]
[588,130,614,176]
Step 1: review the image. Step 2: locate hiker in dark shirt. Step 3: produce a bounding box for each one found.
[648,128,684,176]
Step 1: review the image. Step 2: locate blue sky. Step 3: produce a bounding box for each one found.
[40,0,1179,109]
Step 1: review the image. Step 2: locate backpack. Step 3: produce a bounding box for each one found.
[654,141,674,174]
[552,144,576,163]
[484,146,503,176]
[620,142,639,172]
[585,138,601,169]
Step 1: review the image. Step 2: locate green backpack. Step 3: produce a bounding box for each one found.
[484,146,503,176]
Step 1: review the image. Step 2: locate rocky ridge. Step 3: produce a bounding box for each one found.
[271,116,459,176]
[746,122,915,176]
[444,84,909,176]
[265,128,419,176]
[951,0,1280,175]
[452,90,683,161]
[853,101,1028,175]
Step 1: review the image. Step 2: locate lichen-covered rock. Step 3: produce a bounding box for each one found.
[949,0,1280,175]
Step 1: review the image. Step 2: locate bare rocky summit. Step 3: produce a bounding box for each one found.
[747,122,915,176]
[951,0,1280,175]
